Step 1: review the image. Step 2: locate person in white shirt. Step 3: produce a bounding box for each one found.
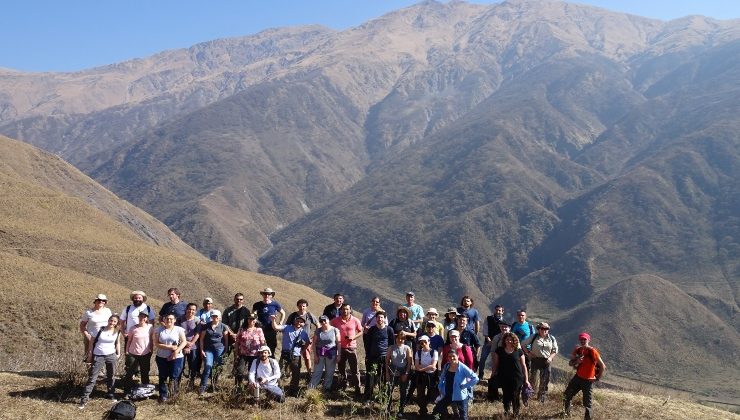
[79,293,112,359]
[79,314,121,408]
[248,346,285,403]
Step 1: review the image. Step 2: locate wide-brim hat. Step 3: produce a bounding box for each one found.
[445,307,458,315]
[260,287,276,295]
[397,306,411,317]
[426,307,439,315]
[95,294,108,301]
[130,290,147,301]
[258,345,272,356]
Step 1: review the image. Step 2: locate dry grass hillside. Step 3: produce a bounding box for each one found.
[0,135,333,370]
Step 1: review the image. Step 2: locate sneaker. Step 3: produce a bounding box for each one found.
[106,393,118,401]
[78,399,86,410]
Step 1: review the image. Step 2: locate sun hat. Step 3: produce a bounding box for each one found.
[258,345,272,356]
[260,287,275,295]
[426,308,439,315]
[130,290,147,301]
[95,294,108,301]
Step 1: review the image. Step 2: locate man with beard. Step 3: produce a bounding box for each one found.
[223,293,251,355]
[564,333,605,419]
[248,346,285,403]
[159,288,189,323]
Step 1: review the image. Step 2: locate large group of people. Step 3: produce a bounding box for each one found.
[78,288,605,419]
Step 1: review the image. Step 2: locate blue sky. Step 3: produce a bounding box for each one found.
[3,0,739,72]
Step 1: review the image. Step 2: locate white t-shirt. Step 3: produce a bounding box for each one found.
[93,329,119,356]
[415,348,438,369]
[121,303,154,333]
[81,308,112,336]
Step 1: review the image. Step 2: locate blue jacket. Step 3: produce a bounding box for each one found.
[437,362,479,401]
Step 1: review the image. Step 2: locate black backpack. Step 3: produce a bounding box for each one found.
[106,400,136,419]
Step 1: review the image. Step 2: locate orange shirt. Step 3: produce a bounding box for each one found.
[572,346,600,380]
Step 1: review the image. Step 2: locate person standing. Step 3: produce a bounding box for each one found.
[564,332,606,419]
[479,304,505,378]
[79,314,120,409]
[487,321,514,401]
[198,310,234,395]
[361,297,383,361]
[286,299,320,376]
[385,332,413,417]
[180,303,201,389]
[154,314,187,403]
[492,332,530,417]
[511,309,536,374]
[363,311,395,405]
[423,308,445,338]
[322,293,344,321]
[234,314,265,387]
[121,312,153,395]
[253,287,285,356]
[432,351,479,420]
[223,293,251,357]
[522,322,558,402]
[330,303,363,394]
[272,314,310,396]
[457,296,480,335]
[414,335,439,416]
[120,290,155,378]
[310,315,341,391]
[442,330,474,370]
[159,288,188,323]
[404,292,424,330]
[196,298,215,324]
[452,314,481,371]
[390,306,416,348]
[442,307,458,340]
[79,294,112,359]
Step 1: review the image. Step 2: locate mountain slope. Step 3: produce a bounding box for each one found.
[0,135,331,368]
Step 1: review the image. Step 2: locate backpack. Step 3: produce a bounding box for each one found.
[106,400,136,419]
[124,304,154,323]
[128,384,155,401]
[415,347,438,368]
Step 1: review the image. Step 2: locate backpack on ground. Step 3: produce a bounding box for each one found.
[128,384,155,401]
[106,400,136,419]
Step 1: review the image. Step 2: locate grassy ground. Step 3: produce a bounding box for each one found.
[1,367,738,420]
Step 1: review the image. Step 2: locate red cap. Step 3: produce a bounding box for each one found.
[578,332,591,341]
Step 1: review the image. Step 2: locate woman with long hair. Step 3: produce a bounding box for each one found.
[235,313,265,387]
[79,314,120,409]
[492,332,530,417]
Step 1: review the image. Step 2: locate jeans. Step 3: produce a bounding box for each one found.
[155,356,184,399]
[310,355,337,390]
[337,348,360,389]
[478,341,492,377]
[200,347,224,390]
[81,353,117,402]
[564,375,594,419]
[122,352,151,392]
[182,347,201,382]
[432,395,470,420]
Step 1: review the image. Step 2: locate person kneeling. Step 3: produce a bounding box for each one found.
[248,346,285,403]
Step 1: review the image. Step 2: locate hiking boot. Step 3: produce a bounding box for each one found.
[538,394,546,403]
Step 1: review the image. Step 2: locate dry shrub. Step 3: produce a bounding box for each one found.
[300,388,326,414]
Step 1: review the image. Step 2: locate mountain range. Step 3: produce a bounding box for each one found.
[0,0,738,399]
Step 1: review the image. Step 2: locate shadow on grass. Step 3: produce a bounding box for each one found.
[8,379,81,403]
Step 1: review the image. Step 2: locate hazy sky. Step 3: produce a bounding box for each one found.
[3,0,739,72]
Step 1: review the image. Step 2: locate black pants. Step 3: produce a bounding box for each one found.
[235,355,258,384]
[337,348,360,389]
[500,376,523,415]
[265,330,278,357]
[415,371,437,414]
[363,357,386,401]
[121,353,151,392]
[564,375,594,420]
[387,374,410,413]
[280,351,302,393]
